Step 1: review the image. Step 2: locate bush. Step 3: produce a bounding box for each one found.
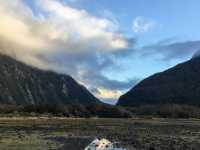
[126,104,200,118]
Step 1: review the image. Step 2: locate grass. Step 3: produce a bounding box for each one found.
[0,117,200,150]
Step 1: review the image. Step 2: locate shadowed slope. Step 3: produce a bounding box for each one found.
[0,54,101,105]
[118,57,200,106]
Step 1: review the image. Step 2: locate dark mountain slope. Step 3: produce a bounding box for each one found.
[118,57,200,106]
[0,54,101,105]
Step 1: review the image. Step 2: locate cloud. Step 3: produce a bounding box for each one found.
[80,70,139,90]
[0,0,132,102]
[81,70,139,103]
[132,16,156,33]
[2,0,198,103]
[95,88,123,100]
[0,0,128,60]
[140,40,200,61]
[193,49,200,58]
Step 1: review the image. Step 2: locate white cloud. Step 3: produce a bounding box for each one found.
[132,16,156,33]
[0,0,128,58]
[95,88,123,100]
[0,0,130,101]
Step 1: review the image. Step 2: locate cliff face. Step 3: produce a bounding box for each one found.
[0,54,101,105]
[118,57,200,106]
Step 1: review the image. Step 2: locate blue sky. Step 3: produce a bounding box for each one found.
[1,0,200,104]
[65,0,200,41]
[68,0,200,102]
[25,0,200,41]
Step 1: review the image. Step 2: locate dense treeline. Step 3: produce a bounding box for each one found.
[0,104,200,118]
[126,104,200,118]
[0,104,131,118]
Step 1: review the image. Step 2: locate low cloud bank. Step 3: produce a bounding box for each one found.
[0,0,135,102]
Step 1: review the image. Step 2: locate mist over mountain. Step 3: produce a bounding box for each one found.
[192,50,200,59]
[0,54,101,106]
[117,56,200,106]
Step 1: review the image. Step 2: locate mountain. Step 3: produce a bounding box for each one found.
[0,54,101,106]
[192,50,200,59]
[117,57,200,106]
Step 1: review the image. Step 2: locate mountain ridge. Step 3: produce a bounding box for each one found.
[117,57,200,106]
[0,54,101,106]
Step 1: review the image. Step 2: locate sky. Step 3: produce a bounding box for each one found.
[0,0,200,104]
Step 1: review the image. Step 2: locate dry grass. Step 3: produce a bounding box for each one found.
[0,118,200,150]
